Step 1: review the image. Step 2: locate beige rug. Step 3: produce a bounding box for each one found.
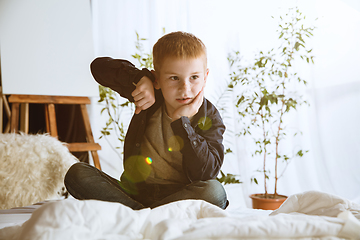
[0,133,78,210]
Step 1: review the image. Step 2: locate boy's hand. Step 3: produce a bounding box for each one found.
[172,87,204,121]
[131,76,155,114]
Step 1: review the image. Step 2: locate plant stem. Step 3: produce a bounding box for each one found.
[274,98,285,197]
[260,109,268,198]
[274,14,296,195]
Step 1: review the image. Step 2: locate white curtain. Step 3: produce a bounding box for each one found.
[89,0,360,208]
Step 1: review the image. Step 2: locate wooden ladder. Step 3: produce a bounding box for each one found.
[8,94,101,170]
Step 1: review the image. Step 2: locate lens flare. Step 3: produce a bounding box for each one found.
[198,117,212,130]
[145,157,152,165]
[123,155,152,183]
[167,135,184,151]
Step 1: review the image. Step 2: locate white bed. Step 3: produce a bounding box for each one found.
[0,191,359,240]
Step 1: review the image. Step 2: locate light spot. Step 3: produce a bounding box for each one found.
[198,117,212,130]
[122,155,152,183]
[167,135,184,151]
[145,157,152,165]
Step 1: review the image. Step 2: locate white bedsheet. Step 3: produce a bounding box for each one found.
[0,191,359,240]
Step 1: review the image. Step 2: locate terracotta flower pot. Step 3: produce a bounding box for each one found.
[250,193,288,210]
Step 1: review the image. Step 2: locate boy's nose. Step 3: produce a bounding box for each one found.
[180,80,190,91]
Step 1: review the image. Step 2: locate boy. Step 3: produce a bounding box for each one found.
[64,31,228,210]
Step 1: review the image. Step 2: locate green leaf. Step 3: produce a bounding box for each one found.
[253,178,258,184]
[216,170,242,185]
[296,150,305,157]
[237,96,245,105]
[225,148,233,154]
[259,96,268,108]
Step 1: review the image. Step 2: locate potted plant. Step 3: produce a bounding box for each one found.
[227,7,316,210]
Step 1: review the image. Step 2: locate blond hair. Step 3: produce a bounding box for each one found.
[152,31,207,71]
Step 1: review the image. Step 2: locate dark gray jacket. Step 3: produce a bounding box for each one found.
[90,57,225,187]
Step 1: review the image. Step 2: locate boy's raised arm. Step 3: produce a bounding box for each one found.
[90,57,155,102]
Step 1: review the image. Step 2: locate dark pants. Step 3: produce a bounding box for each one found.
[64,162,228,210]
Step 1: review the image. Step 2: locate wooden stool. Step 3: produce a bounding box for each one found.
[8,95,101,170]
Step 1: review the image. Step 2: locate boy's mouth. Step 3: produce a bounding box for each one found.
[176,97,192,104]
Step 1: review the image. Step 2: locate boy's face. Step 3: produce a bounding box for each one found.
[154,56,209,119]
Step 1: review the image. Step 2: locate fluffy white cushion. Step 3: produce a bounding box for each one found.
[0,133,78,209]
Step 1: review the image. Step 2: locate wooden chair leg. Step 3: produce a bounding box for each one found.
[45,104,50,133]
[45,103,58,137]
[90,151,101,170]
[2,94,11,133]
[0,93,2,133]
[20,103,29,134]
[79,104,101,170]
[10,103,20,133]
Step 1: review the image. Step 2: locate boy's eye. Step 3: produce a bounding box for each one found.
[191,75,199,80]
[170,76,179,80]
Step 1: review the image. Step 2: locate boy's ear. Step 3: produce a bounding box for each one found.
[204,68,209,84]
[151,70,161,89]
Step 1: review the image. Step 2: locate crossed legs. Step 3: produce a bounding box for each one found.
[64,162,228,210]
